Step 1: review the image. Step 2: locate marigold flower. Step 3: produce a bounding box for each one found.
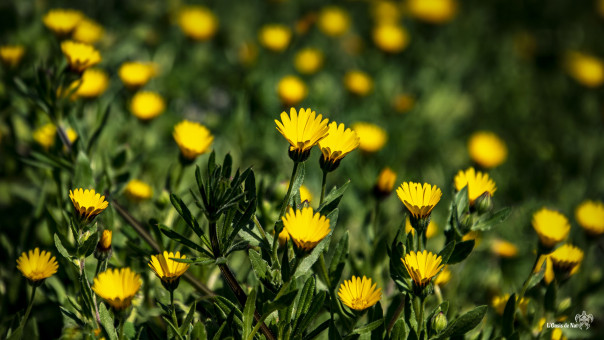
[433,265,451,286]
[490,239,518,258]
[72,19,104,44]
[178,6,218,41]
[43,9,83,35]
[130,91,165,121]
[338,276,382,311]
[344,70,373,96]
[294,48,324,74]
[374,167,397,198]
[149,251,190,286]
[532,208,570,248]
[565,52,604,88]
[61,40,101,73]
[492,294,529,315]
[454,167,497,204]
[119,62,157,89]
[0,45,25,67]
[372,24,409,53]
[318,7,350,37]
[407,0,457,24]
[397,182,442,219]
[393,94,415,113]
[258,25,291,52]
[17,248,58,284]
[282,207,331,251]
[173,120,214,160]
[534,254,554,284]
[68,68,109,99]
[277,76,307,106]
[69,188,109,223]
[575,200,604,235]
[125,179,153,201]
[33,123,57,150]
[92,268,141,310]
[402,250,444,287]
[275,107,329,162]
[550,244,583,273]
[468,131,507,169]
[351,122,387,153]
[318,122,359,171]
[405,217,438,238]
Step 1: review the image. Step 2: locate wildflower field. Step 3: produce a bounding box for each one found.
[1,1,604,339]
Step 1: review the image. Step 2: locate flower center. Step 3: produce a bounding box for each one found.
[351,298,368,310]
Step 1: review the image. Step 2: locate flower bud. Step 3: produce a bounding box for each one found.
[373,167,396,199]
[431,312,448,334]
[474,192,493,213]
[459,212,474,233]
[94,230,112,261]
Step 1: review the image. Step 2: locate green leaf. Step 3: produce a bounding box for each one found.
[437,305,487,338]
[249,249,269,280]
[211,320,226,340]
[328,231,349,289]
[179,301,196,336]
[59,306,85,326]
[318,180,350,214]
[170,194,204,239]
[159,224,213,258]
[54,233,72,261]
[242,289,256,339]
[502,294,516,337]
[73,151,94,189]
[524,260,546,293]
[293,276,316,326]
[347,319,384,336]
[472,207,512,231]
[438,241,456,264]
[281,244,291,282]
[545,281,557,312]
[294,209,338,278]
[86,104,111,154]
[390,319,408,340]
[296,291,326,333]
[78,231,98,258]
[99,303,117,340]
[447,240,474,264]
[191,321,207,340]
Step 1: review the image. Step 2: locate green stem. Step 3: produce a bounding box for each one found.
[170,289,178,329]
[520,246,543,299]
[278,161,300,218]
[386,295,405,334]
[415,296,426,338]
[320,170,328,205]
[20,285,37,331]
[118,315,125,340]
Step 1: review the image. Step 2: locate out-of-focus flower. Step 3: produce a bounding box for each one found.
[372,1,401,23]
[277,76,307,106]
[33,123,57,150]
[119,62,157,89]
[294,48,324,74]
[393,94,415,113]
[125,179,153,201]
[534,254,554,284]
[565,52,604,88]
[490,239,518,258]
[148,251,190,289]
[551,328,567,340]
[178,6,218,41]
[550,244,583,274]
[130,91,165,121]
[0,45,25,67]
[338,276,382,311]
[454,167,497,204]
[492,294,528,315]
[468,131,507,169]
[575,200,604,235]
[61,40,101,73]
[374,167,397,198]
[282,207,330,251]
[532,208,570,248]
[69,68,109,99]
[69,188,109,223]
[318,122,359,172]
[351,122,387,153]
[295,12,317,35]
[43,9,83,35]
[92,268,141,310]
[318,7,350,37]
[300,184,313,203]
[397,182,442,219]
[407,0,457,24]
[65,128,78,145]
[95,230,113,261]
[99,230,112,251]
[173,120,214,160]
[259,25,292,52]
[402,250,444,287]
[344,70,373,96]
[372,24,409,53]
[275,107,329,162]
[72,19,104,44]
[433,265,451,285]
[405,217,438,238]
[17,248,58,284]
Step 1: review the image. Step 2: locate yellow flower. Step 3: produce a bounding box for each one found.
[119,62,157,89]
[550,244,583,272]
[72,19,104,44]
[372,24,409,53]
[125,179,153,201]
[61,40,101,73]
[148,251,190,283]
[300,184,313,203]
[130,91,165,121]
[575,200,604,235]
[393,94,415,113]
[401,250,444,287]
[344,70,373,96]
[282,207,331,251]
[318,122,359,171]
[372,1,401,23]
[407,0,457,24]
[433,265,451,286]
[468,131,507,169]
[16,248,58,283]
[66,128,78,145]
[534,254,554,284]
[259,25,291,52]
[490,239,518,258]
[396,182,442,219]
[551,328,566,340]
[92,268,141,310]
[405,217,438,238]
[532,208,570,248]
[69,68,109,99]
[277,76,307,106]
[294,48,324,74]
[453,167,497,204]
[0,45,25,67]
[275,107,329,162]
[375,167,397,197]
[178,6,218,41]
[69,188,109,223]
[33,123,57,150]
[492,294,529,315]
[338,276,382,311]
[99,230,112,250]
[173,120,214,160]
[318,7,350,37]
[462,231,481,245]
[43,9,83,35]
[565,52,604,88]
[351,122,387,153]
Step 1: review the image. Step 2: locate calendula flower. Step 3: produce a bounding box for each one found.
[402,250,444,287]
[344,70,373,96]
[119,62,157,89]
[551,328,567,340]
[92,268,141,310]
[490,239,518,258]
[275,107,329,162]
[149,251,190,290]
[125,179,153,201]
[338,276,382,311]
[178,6,218,41]
[282,207,331,251]
[277,76,307,106]
[72,19,104,44]
[454,167,497,204]
[318,122,359,172]
[294,48,324,74]
[575,200,604,235]
[0,45,25,67]
[372,24,409,53]
[69,188,109,223]
[492,294,529,315]
[565,52,604,88]
[532,208,570,248]
[393,94,415,113]
[61,40,101,73]
[173,120,214,160]
[534,254,554,284]
[33,123,57,150]
[130,91,165,121]
[433,265,451,286]
[407,0,457,24]
[351,122,387,153]
[43,9,83,35]
[468,131,507,168]
[66,128,78,145]
[318,7,350,37]
[405,217,439,238]
[68,68,109,99]
[258,25,291,52]
[95,230,113,261]
[374,167,397,198]
[17,248,58,284]
[300,184,313,203]
[550,244,583,273]
[397,182,442,219]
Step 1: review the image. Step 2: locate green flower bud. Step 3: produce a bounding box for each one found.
[431,312,448,334]
[475,192,493,213]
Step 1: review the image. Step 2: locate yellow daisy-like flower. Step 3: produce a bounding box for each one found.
[575,200,604,235]
[405,217,438,238]
[92,268,141,310]
[534,254,554,284]
[72,19,104,45]
[282,207,331,251]
[259,24,292,52]
[490,239,518,258]
[550,244,583,272]
[344,70,373,96]
[375,167,397,198]
[454,167,497,204]
[125,179,153,201]
[16,248,58,283]
[407,0,457,24]
[149,251,190,284]
[338,276,382,311]
[468,131,507,169]
[277,75,307,106]
[318,122,359,171]
[275,107,329,162]
[294,48,324,74]
[118,62,157,89]
[351,122,387,153]
[43,9,83,35]
[433,265,451,286]
[492,294,529,315]
[173,120,214,160]
[33,123,57,150]
[69,68,109,99]
[0,45,25,67]
[396,182,442,219]
[402,250,444,287]
[393,93,415,113]
[178,6,218,41]
[318,7,350,37]
[130,91,165,121]
[60,40,101,73]
[565,52,604,88]
[532,208,570,248]
[372,24,409,53]
[69,188,109,223]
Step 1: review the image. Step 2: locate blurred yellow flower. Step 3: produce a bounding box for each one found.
[375,167,397,197]
[565,52,604,88]
[149,251,190,283]
[372,1,401,23]
[402,250,444,287]
[551,328,566,340]
[173,120,214,160]
[405,217,438,238]
[92,268,141,310]
[119,62,157,89]
[33,123,57,150]
[393,94,415,113]
[130,91,165,121]
[532,208,570,248]
[178,6,218,41]
[69,188,109,223]
[575,200,604,235]
[0,45,25,67]
[318,122,359,171]
[433,265,451,285]
[277,75,307,106]
[318,7,350,37]
[66,128,78,145]
[258,25,291,52]
[338,276,382,311]
[275,107,329,162]
[468,131,507,169]
[492,294,528,315]
[372,24,409,53]
[125,179,153,201]
[407,0,457,24]
[72,19,104,44]
[282,207,330,251]
[43,9,83,35]
[69,68,109,99]
[294,48,324,74]
[344,70,373,96]
[397,182,442,218]
[99,230,112,250]
[17,248,58,283]
[61,40,101,73]
[550,244,583,273]
[534,254,554,284]
[300,184,313,203]
[351,122,387,153]
[490,239,518,258]
[454,167,497,204]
